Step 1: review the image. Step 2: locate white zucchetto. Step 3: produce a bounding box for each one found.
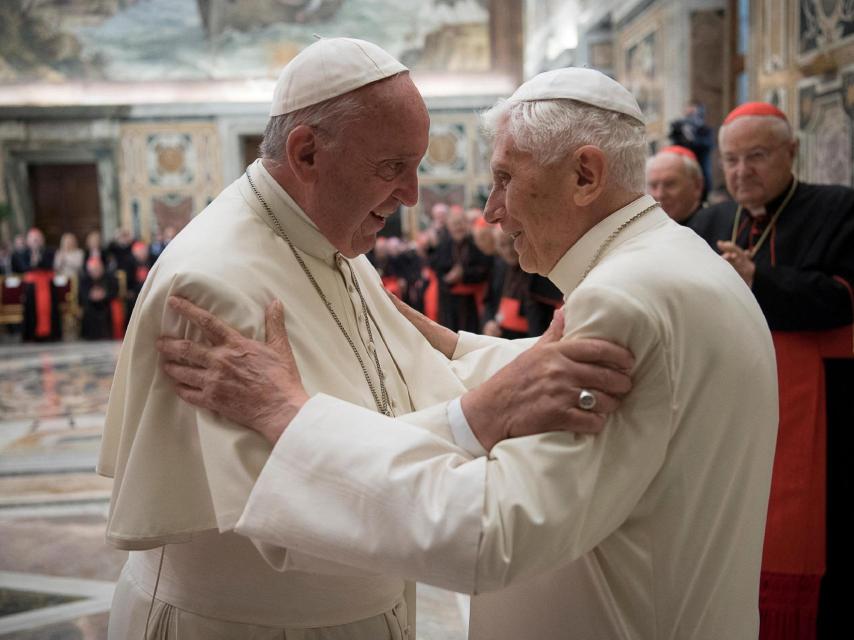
[270,37,408,117]
[508,68,645,124]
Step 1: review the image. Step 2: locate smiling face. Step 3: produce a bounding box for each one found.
[483,122,579,275]
[307,75,429,258]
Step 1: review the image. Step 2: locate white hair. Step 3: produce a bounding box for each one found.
[481,98,647,192]
[718,114,793,148]
[260,92,367,161]
[646,151,703,183]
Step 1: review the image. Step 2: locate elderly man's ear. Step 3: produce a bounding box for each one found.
[571,145,608,207]
[286,125,320,183]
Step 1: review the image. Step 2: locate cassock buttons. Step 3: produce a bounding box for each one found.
[348,285,355,294]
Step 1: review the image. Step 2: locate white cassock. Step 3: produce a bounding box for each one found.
[98,159,501,638]
[235,195,780,639]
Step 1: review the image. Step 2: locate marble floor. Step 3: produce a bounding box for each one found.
[0,340,468,639]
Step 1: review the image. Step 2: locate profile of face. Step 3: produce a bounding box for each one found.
[447,210,469,243]
[307,74,429,258]
[720,116,796,211]
[484,121,578,275]
[646,154,702,222]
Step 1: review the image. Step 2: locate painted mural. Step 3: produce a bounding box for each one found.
[0,0,491,84]
[799,0,854,59]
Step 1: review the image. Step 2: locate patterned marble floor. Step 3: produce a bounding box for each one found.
[0,340,468,639]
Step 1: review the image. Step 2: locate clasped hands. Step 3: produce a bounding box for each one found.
[717,241,756,286]
[157,296,634,450]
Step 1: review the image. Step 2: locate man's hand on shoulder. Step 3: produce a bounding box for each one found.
[157,296,308,445]
[461,312,635,451]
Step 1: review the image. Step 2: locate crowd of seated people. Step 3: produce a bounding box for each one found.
[0,225,174,342]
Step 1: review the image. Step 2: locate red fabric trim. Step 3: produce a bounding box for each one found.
[110,298,125,340]
[381,275,401,299]
[498,297,528,333]
[423,268,439,322]
[765,331,827,576]
[22,270,54,337]
[759,572,820,640]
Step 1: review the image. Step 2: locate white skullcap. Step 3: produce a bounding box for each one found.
[270,37,408,117]
[508,68,645,124]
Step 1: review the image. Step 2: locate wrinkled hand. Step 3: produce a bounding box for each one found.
[461,312,635,451]
[387,291,459,358]
[717,241,756,287]
[156,296,308,445]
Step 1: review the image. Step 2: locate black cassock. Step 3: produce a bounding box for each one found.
[430,235,492,333]
[689,180,854,637]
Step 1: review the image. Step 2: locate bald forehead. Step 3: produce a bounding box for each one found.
[647,153,688,176]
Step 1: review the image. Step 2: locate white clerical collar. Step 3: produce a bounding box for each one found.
[244,159,339,265]
[548,194,664,297]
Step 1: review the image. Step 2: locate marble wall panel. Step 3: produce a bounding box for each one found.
[118,121,221,241]
[798,68,854,186]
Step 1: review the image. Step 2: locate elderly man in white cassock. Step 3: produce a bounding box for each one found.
[99,39,635,639]
[158,66,780,638]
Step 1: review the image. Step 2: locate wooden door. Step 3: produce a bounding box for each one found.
[28,163,101,248]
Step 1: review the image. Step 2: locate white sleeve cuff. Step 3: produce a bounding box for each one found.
[447,396,488,458]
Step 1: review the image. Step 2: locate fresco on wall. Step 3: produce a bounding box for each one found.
[0,0,491,84]
[799,0,854,59]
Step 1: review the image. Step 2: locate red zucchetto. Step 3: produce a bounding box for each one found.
[660,145,698,161]
[723,102,788,125]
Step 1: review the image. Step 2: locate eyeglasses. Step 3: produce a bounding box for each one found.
[721,144,786,169]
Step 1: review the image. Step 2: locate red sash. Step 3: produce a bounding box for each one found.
[760,324,853,639]
[22,270,54,338]
[498,296,528,334]
[450,281,488,316]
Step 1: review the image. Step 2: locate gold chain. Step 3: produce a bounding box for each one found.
[246,171,393,416]
[580,202,660,281]
[730,176,798,258]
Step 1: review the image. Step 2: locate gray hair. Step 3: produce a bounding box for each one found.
[718,114,793,148]
[259,93,368,161]
[481,98,647,192]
